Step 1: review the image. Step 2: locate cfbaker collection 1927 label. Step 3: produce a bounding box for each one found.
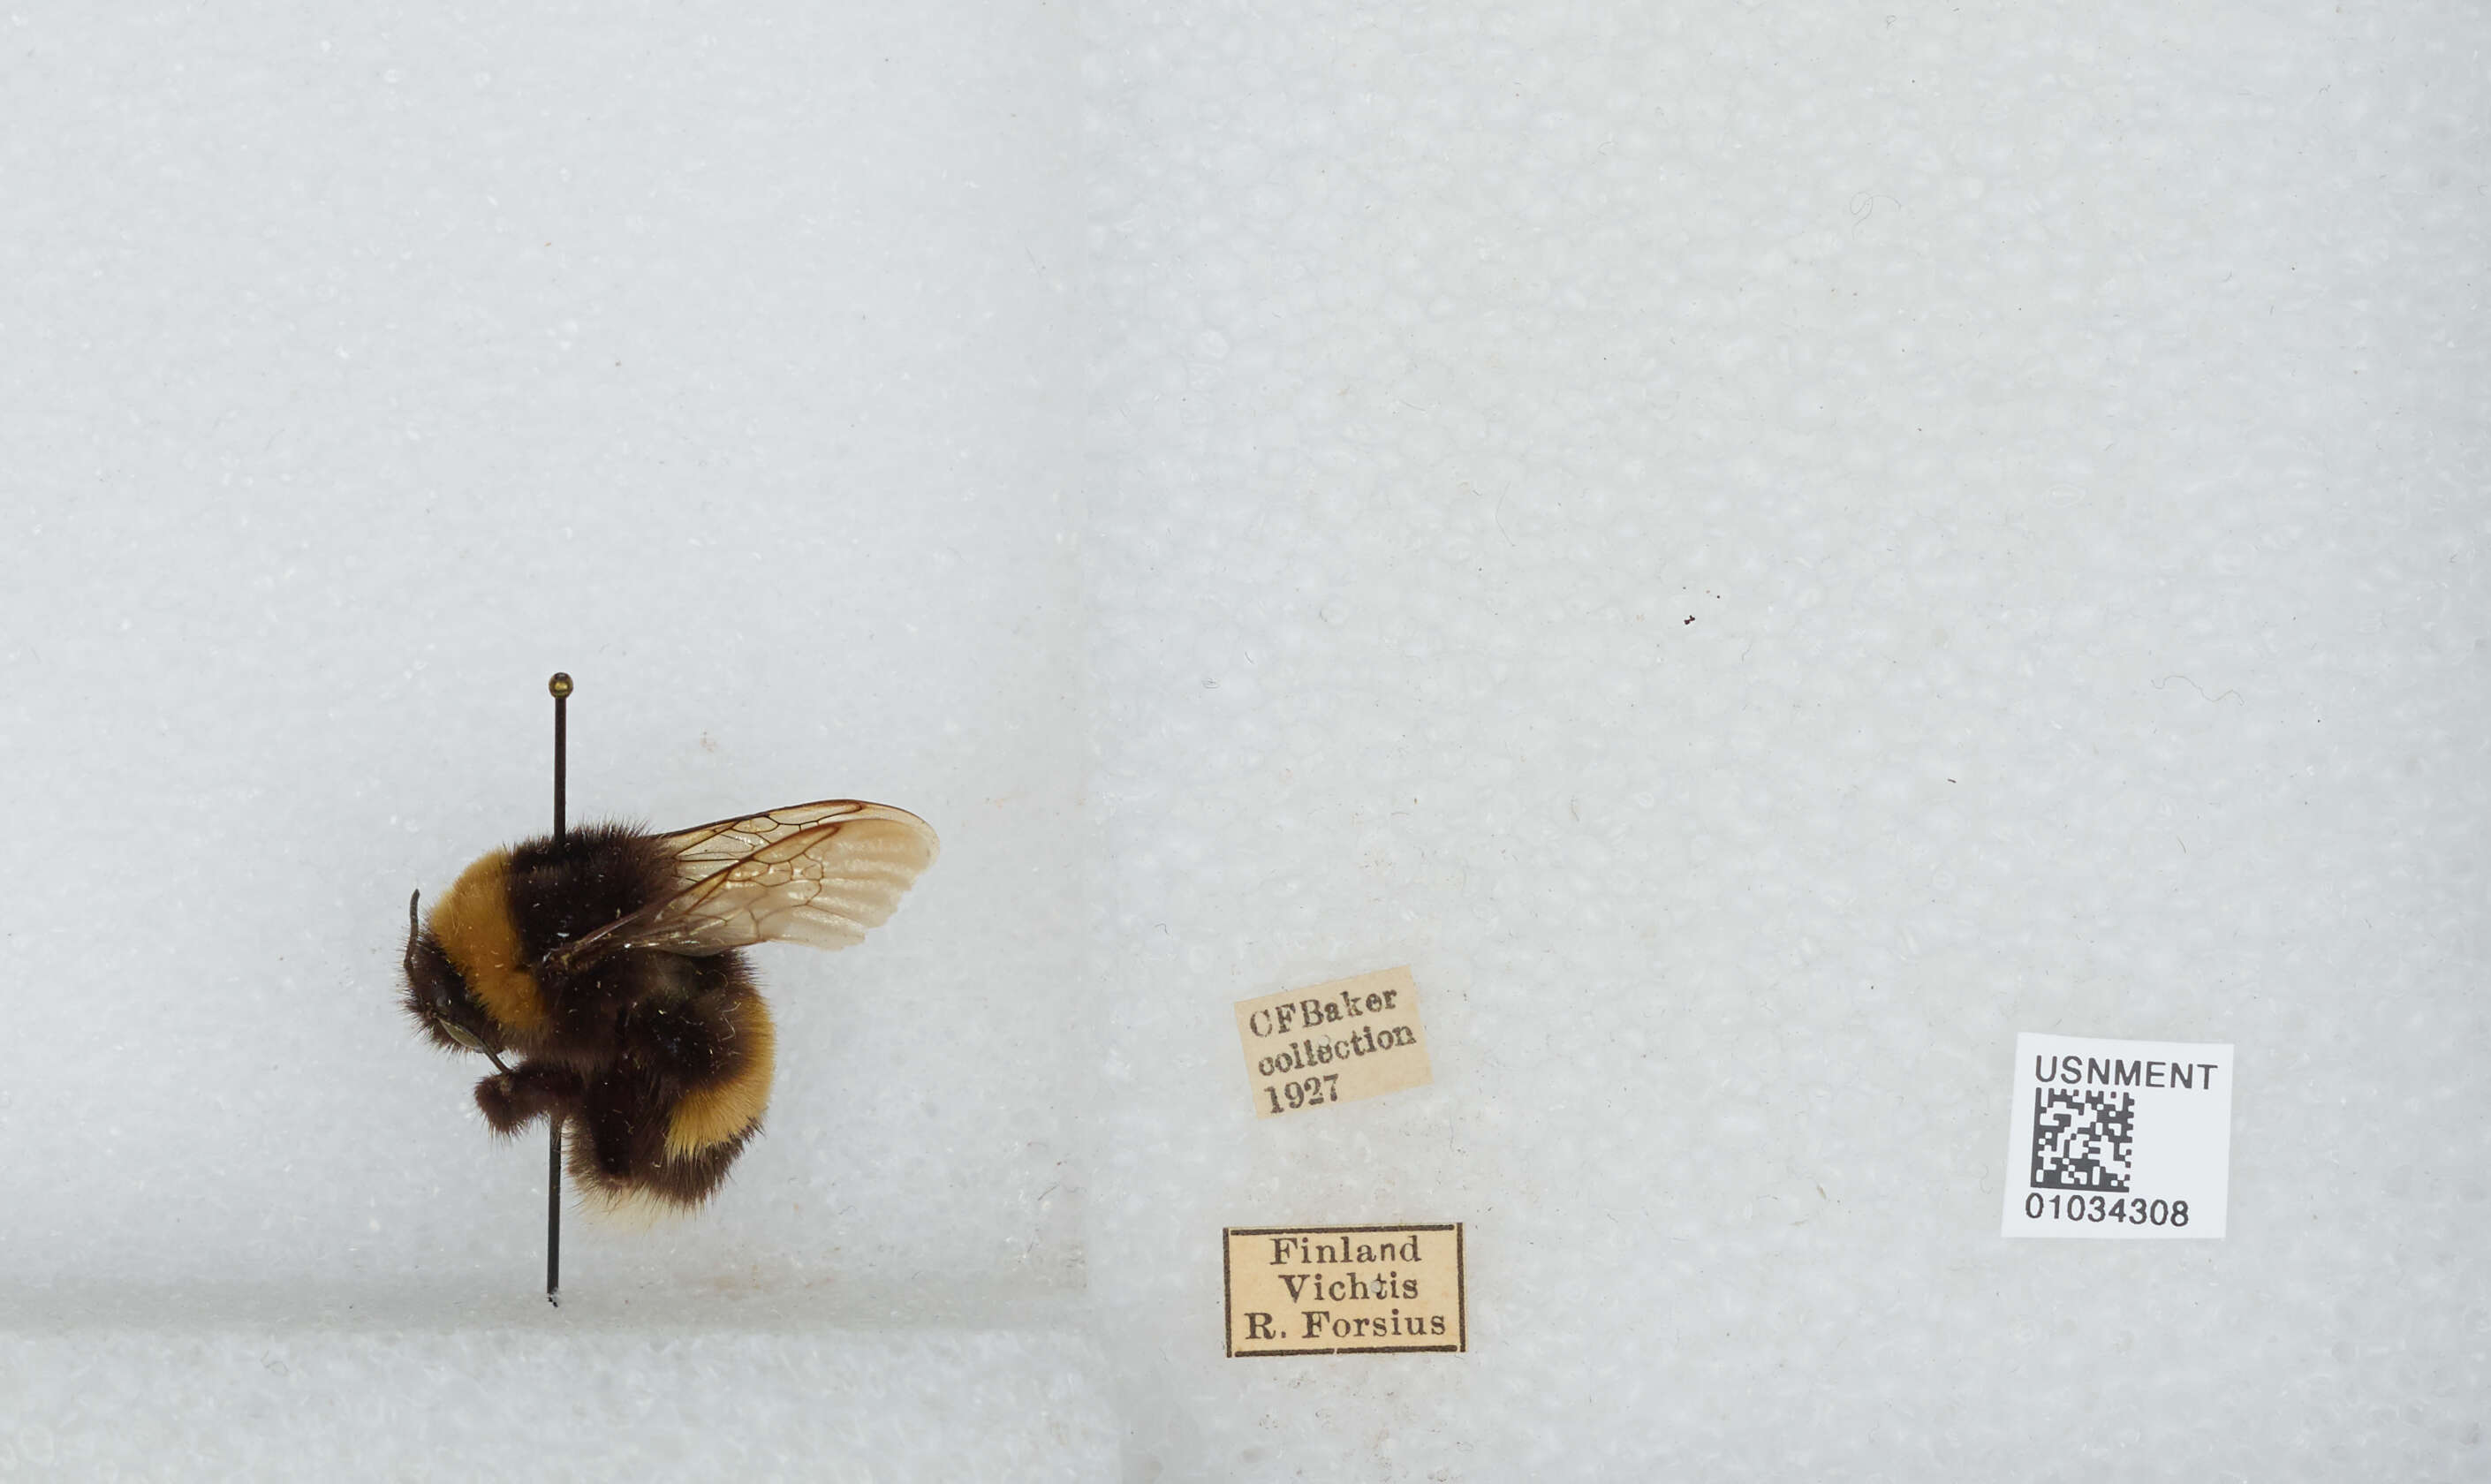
[1232,966,1433,1118]
[1223,1224,1465,1357]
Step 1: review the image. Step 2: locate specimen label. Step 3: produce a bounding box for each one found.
[2001,1033,2234,1239]
[1223,1223,1466,1357]
[1233,966,1434,1119]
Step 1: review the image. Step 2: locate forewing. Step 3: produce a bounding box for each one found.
[562,800,938,962]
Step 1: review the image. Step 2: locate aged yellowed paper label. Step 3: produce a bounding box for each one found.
[1233,966,1433,1118]
[1223,1224,1466,1357]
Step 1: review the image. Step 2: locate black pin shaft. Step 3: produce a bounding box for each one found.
[547,1113,563,1305]
[547,671,572,1306]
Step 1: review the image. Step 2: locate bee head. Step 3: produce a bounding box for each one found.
[402,890,508,1061]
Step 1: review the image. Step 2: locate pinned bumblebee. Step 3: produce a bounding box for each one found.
[400,681,936,1224]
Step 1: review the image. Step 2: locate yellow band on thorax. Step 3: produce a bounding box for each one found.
[426,849,549,1036]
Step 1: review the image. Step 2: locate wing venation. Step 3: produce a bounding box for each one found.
[557,799,937,965]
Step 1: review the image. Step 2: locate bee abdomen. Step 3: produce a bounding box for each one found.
[568,1127,755,1223]
[663,992,776,1159]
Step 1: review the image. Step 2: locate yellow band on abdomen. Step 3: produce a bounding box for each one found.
[666,995,776,1158]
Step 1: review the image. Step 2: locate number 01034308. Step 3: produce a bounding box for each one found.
[2024,1192,2191,1227]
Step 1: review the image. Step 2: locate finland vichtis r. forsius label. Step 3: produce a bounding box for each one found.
[2002,1033,2234,1239]
[1223,1224,1465,1357]
[1232,966,1433,1118]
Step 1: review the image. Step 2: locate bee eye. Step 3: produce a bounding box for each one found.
[440,1019,487,1052]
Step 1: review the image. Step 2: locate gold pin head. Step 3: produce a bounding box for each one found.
[549,673,574,698]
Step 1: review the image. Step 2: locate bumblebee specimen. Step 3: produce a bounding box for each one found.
[401,800,937,1216]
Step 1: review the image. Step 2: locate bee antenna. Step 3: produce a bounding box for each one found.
[404,890,421,974]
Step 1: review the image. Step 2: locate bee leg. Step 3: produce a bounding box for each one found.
[576,1071,667,1183]
[475,1062,584,1134]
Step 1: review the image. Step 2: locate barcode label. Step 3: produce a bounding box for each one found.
[2001,1034,2233,1239]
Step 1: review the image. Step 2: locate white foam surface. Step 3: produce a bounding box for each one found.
[1082,0,2487,1477]
[1,1290,1113,1480]
[4,0,2485,1478]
